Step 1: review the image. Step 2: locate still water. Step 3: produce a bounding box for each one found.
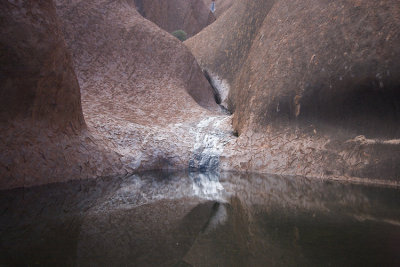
[1,171,400,266]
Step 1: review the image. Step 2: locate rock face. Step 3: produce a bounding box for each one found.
[188,0,400,181]
[232,0,400,135]
[2,0,399,188]
[54,0,233,177]
[0,0,122,189]
[133,0,215,37]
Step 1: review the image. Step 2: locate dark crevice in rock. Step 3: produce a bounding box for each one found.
[204,69,221,105]
[203,69,232,115]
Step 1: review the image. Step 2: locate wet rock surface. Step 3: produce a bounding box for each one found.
[187,0,400,182]
[1,171,400,266]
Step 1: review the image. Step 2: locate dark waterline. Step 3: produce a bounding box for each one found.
[1,171,400,266]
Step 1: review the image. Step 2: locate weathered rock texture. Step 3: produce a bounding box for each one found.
[54,0,234,177]
[188,0,400,182]
[202,0,235,18]
[0,0,122,189]
[3,0,399,189]
[133,0,215,37]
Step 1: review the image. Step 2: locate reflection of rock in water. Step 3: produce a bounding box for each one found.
[184,197,252,267]
[190,172,225,201]
[77,199,216,266]
[0,172,221,266]
[203,203,228,233]
[1,171,400,266]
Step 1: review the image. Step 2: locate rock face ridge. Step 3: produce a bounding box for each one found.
[187,0,400,181]
[133,0,215,37]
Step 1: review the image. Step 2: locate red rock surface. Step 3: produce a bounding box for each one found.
[133,0,215,37]
[188,0,400,182]
[0,0,123,189]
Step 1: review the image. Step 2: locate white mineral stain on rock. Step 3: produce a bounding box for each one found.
[346,135,400,145]
[189,116,235,171]
[88,113,235,174]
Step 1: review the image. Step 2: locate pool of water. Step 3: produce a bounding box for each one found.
[1,171,399,266]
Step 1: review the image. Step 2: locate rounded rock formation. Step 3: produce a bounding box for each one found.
[233,0,400,136]
[0,0,122,189]
[0,0,84,131]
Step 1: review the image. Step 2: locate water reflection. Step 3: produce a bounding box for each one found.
[0,171,399,266]
[190,172,225,201]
